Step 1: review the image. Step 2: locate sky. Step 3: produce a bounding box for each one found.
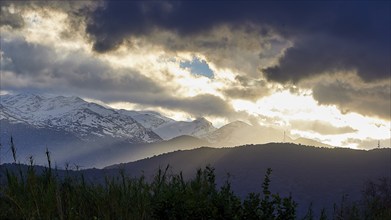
[0,0,390,149]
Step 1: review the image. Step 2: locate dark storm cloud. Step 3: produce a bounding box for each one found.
[263,33,390,83]
[0,37,235,118]
[290,120,357,135]
[312,79,391,119]
[86,1,390,82]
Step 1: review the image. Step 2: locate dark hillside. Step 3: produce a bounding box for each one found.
[107,143,390,216]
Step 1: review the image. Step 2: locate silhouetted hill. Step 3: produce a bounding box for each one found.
[106,143,390,217]
[205,121,291,146]
[293,137,334,148]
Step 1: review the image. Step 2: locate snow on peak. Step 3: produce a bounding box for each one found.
[194,117,211,124]
[153,117,216,140]
[222,120,251,128]
[0,93,161,143]
[1,93,224,142]
[118,109,174,130]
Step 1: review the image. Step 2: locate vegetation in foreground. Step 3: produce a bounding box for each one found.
[0,139,390,219]
[1,162,297,220]
[1,165,390,220]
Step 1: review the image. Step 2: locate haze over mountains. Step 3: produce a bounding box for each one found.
[1,93,389,217]
[2,93,331,167]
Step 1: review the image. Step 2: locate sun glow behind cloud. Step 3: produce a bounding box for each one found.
[232,91,390,147]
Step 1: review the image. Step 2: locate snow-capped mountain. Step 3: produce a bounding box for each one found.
[117,109,175,130]
[152,117,216,140]
[1,93,161,143]
[118,109,216,140]
[0,93,217,143]
[205,120,291,147]
[205,120,333,148]
[0,93,216,167]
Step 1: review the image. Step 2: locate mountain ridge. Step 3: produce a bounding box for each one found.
[1,93,161,143]
[1,93,334,167]
[103,143,390,217]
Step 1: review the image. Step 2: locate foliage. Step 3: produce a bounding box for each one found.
[0,159,296,219]
[332,178,391,220]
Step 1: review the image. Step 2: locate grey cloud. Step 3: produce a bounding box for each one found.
[0,6,24,28]
[290,120,357,135]
[216,73,272,101]
[0,1,98,40]
[3,1,390,121]
[222,77,270,101]
[312,79,391,119]
[158,94,235,118]
[343,138,391,150]
[263,34,390,83]
[58,90,236,119]
[223,87,267,101]
[81,1,390,119]
[85,1,390,83]
[149,26,279,77]
[0,37,236,119]
[1,36,165,101]
[86,92,236,118]
[6,1,388,86]
[1,37,56,75]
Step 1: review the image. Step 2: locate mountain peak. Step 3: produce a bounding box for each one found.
[193,117,212,124]
[224,120,251,128]
[1,93,162,143]
[152,117,216,140]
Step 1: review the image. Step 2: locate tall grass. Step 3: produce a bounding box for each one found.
[0,161,297,219]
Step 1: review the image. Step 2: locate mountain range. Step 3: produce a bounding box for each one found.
[0,93,331,167]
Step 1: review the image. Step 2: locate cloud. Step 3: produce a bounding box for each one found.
[290,120,357,135]
[140,25,283,78]
[263,33,390,83]
[0,1,98,26]
[82,1,390,119]
[151,94,235,118]
[0,36,160,100]
[0,36,237,118]
[222,77,271,101]
[310,74,391,119]
[85,1,390,83]
[1,0,389,141]
[343,138,391,149]
[0,4,24,28]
